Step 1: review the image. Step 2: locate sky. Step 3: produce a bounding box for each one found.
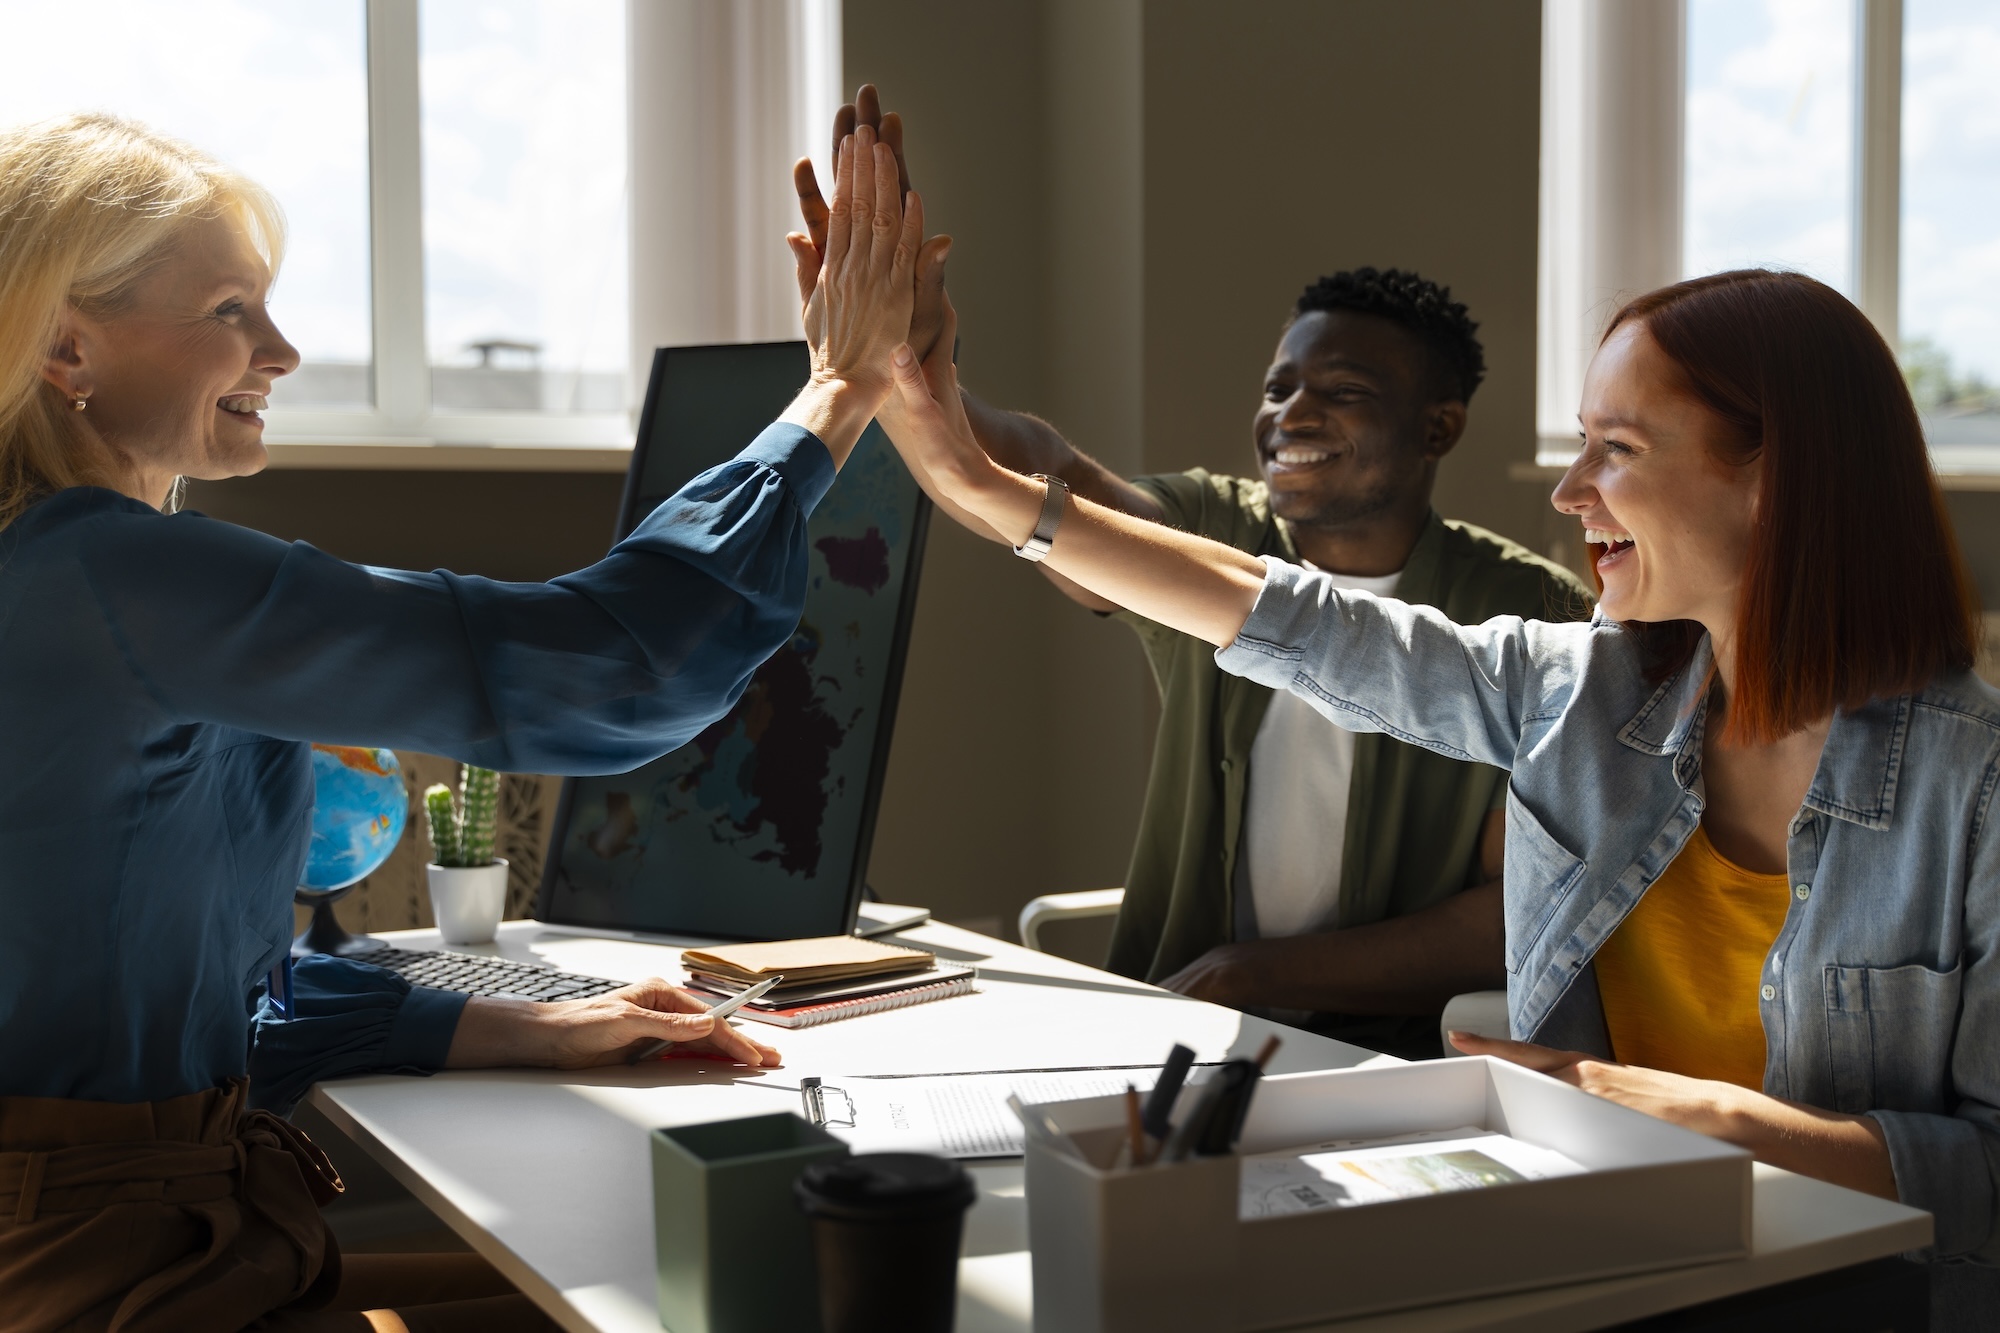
[1901,0,2000,383]
[1686,0,2000,384]
[1685,0,1855,292]
[0,0,628,392]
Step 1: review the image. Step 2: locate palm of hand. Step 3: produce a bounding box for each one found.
[790,123,924,405]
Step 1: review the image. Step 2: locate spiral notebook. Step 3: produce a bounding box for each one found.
[687,964,976,1028]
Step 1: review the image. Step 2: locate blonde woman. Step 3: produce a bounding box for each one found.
[0,114,921,1331]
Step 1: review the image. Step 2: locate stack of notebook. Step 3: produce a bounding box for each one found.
[680,936,976,1028]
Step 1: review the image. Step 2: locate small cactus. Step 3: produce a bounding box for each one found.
[460,764,499,866]
[423,766,499,867]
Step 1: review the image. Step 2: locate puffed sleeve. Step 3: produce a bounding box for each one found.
[248,955,470,1115]
[78,422,835,775]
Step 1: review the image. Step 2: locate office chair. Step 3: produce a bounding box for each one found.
[1016,888,1124,951]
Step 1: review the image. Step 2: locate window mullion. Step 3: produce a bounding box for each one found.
[366,0,431,437]
[1853,0,1902,348]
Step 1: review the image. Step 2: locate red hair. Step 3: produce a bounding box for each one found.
[1604,270,1977,745]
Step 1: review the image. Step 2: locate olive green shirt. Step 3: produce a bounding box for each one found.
[1107,471,1595,999]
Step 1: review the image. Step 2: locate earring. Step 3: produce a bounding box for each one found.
[71,394,87,412]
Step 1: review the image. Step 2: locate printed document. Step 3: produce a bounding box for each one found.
[1240,1126,1585,1218]
[820,1068,1164,1158]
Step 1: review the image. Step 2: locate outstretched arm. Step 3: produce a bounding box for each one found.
[790,87,1163,612]
[882,342,1265,647]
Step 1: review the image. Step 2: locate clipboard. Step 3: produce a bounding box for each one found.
[796,1064,1219,1159]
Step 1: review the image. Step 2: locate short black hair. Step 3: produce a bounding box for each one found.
[1291,267,1486,402]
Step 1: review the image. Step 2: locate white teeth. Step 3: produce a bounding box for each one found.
[1584,526,1633,546]
[219,395,267,413]
[1272,447,1332,466]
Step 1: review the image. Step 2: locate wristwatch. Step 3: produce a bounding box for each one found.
[1014,473,1070,563]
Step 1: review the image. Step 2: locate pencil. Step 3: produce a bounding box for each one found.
[1123,1083,1147,1167]
[1253,1034,1282,1069]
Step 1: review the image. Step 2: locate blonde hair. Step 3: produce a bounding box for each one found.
[0,113,284,528]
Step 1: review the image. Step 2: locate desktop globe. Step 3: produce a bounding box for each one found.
[293,744,409,957]
[303,744,408,889]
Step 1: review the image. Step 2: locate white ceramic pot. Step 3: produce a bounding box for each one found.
[426,859,509,946]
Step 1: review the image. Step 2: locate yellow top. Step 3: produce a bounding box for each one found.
[1594,823,1791,1089]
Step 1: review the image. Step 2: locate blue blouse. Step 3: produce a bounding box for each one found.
[0,423,834,1108]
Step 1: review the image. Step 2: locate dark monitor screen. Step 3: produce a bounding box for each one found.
[535,342,930,940]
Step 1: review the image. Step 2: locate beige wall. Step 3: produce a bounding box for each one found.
[1138,0,1551,551]
[842,0,1555,938]
[184,470,624,583]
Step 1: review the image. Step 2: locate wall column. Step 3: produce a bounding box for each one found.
[1537,0,1684,451]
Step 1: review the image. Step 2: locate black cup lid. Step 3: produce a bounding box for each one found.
[795,1152,976,1222]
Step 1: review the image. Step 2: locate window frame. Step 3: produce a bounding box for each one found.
[260,0,634,464]
[1533,0,1999,484]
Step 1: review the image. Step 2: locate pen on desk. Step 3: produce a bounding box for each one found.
[627,973,784,1064]
[1123,1083,1146,1168]
[1140,1043,1195,1143]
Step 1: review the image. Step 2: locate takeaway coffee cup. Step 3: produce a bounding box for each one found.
[795,1152,976,1333]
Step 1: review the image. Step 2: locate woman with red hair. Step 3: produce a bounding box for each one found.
[867,266,1997,1317]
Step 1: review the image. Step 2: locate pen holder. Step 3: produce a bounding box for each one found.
[651,1112,850,1333]
[1020,1061,1757,1332]
[1023,1125,1237,1333]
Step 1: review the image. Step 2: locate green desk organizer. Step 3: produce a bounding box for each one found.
[651,1112,850,1333]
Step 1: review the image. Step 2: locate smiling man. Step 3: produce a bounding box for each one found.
[963,268,1591,1057]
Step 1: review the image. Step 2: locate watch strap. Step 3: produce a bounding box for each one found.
[1014,473,1070,563]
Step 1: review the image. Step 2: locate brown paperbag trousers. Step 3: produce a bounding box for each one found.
[0,1079,553,1332]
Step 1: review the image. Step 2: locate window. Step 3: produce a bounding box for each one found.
[1901,0,2000,458]
[1684,0,1855,291]
[0,0,375,407]
[1540,0,2000,474]
[0,0,629,451]
[420,0,628,419]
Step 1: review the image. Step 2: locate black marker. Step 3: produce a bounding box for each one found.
[1140,1043,1196,1143]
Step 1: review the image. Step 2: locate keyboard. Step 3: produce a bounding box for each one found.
[347,945,626,1003]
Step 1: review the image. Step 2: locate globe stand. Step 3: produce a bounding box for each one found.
[291,883,380,958]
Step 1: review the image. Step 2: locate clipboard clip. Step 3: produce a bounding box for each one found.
[266,956,295,1020]
[800,1077,855,1128]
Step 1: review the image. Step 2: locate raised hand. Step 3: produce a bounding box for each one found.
[792,85,952,365]
[784,123,925,409]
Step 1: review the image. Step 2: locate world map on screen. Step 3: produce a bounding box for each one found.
[547,424,922,939]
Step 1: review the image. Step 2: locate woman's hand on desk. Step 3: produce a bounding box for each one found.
[1448,1032,1897,1201]
[444,979,780,1071]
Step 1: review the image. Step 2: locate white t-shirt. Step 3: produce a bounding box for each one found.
[1241,563,1403,940]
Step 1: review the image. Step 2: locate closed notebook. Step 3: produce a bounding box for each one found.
[690,967,977,1029]
[680,935,934,986]
[690,964,976,1008]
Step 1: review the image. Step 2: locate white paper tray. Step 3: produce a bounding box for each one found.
[1022,1056,1752,1333]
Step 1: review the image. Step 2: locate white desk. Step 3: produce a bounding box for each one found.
[308,921,1930,1333]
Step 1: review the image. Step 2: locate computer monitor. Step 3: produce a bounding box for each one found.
[534,342,931,940]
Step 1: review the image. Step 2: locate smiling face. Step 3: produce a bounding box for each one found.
[1252,309,1464,533]
[1554,321,1759,635]
[42,213,298,506]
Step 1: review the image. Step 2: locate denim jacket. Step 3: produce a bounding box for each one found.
[1217,558,2000,1261]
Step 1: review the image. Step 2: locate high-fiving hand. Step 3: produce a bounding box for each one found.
[783,121,929,412]
[791,85,953,371]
